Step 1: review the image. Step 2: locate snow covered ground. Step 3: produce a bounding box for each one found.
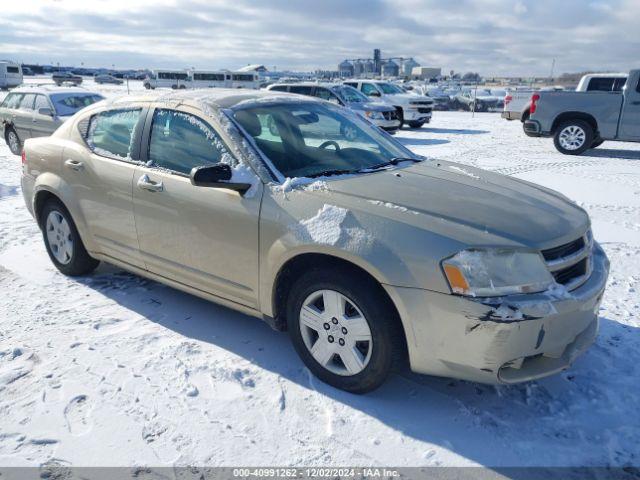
[1,81,639,469]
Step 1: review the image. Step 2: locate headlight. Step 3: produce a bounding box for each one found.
[364,110,384,120]
[442,249,554,297]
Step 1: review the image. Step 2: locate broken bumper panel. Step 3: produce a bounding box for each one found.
[385,243,609,384]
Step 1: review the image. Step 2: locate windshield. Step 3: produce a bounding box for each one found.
[231,101,416,179]
[378,83,404,94]
[332,85,368,103]
[49,93,104,116]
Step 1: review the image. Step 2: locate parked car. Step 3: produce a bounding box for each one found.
[0,85,104,155]
[52,72,83,86]
[424,87,453,110]
[525,69,640,155]
[95,74,124,85]
[343,80,433,128]
[453,89,504,112]
[266,82,401,133]
[575,73,627,92]
[503,89,534,121]
[21,89,609,393]
[0,60,23,90]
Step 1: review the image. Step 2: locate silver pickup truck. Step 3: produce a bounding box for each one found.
[524,69,640,155]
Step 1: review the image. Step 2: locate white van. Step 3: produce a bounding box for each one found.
[190,70,230,88]
[229,72,259,89]
[0,61,23,90]
[143,69,192,89]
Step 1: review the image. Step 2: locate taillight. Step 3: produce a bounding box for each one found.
[504,95,512,108]
[530,93,540,115]
[21,149,26,165]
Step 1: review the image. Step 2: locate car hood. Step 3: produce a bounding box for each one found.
[316,160,589,248]
[383,93,421,104]
[347,101,393,112]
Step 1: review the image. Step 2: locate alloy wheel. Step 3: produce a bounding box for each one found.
[299,289,373,376]
[559,125,586,151]
[46,210,74,265]
[7,130,20,154]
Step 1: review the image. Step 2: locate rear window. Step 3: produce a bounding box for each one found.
[289,86,313,95]
[269,85,288,92]
[87,108,143,160]
[49,93,103,116]
[586,77,626,92]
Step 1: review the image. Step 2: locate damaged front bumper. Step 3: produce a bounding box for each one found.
[384,243,610,384]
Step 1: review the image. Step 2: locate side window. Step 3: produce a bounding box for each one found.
[269,85,288,92]
[613,77,627,92]
[19,94,36,110]
[289,86,313,95]
[34,95,51,111]
[361,83,378,96]
[2,93,22,109]
[87,108,142,160]
[637,78,640,93]
[343,82,357,88]
[148,109,227,175]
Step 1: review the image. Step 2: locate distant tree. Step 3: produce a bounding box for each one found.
[462,72,481,82]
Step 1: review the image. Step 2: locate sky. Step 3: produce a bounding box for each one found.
[1,0,638,76]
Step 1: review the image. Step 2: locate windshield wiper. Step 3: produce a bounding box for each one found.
[307,168,355,178]
[358,157,424,173]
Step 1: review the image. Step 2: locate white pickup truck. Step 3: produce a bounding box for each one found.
[343,80,433,128]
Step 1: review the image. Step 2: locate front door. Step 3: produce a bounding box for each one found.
[619,76,640,140]
[132,107,262,309]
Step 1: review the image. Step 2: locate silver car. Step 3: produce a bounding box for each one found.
[21,90,609,393]
[1,85,103,155]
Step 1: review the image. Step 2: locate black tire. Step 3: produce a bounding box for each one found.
[408,120,425,129]
[521,111,537,137]
[286,266,402,394]
[590,138,604,149]
[40,200,99,276]
[4,126,21,155]
[553,119,594,155]
[395,107,404,128]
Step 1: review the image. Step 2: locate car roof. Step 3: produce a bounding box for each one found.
[101,88,323,111]
[269,82,340,89]
[8,85,100,96]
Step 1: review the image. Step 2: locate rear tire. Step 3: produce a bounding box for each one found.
[408,120,425,129]
[553,119,594,155]
[395,107,404,128]
[5,126,21,155]
[286,266,401,393]
[41,200,99,276]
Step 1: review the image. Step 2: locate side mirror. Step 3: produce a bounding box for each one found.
[189,164,252,194]
[38,107,54,117]
[368,90,381,97]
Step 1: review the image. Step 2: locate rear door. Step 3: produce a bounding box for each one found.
[132,107,262,308]
[619,74,640,140]
[31,94,58,138]
[63,106,146,267]
[15,93,36,140]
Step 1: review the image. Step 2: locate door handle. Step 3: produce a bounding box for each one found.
[64,159,84,171]
[137,174,163,192]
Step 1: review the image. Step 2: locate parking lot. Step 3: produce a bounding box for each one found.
[1,79,639,467]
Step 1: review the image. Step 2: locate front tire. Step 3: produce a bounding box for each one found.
[553,120,594,155]
[41,200,99,276]
[5,127,21,155]
[286,266,400,393]
[408,120,425,129]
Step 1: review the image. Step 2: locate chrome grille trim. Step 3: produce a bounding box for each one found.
[542,231,593,291]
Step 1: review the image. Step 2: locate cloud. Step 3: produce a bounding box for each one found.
[0,0,636,76]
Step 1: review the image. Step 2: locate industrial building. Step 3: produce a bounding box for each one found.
[338,49,424,79]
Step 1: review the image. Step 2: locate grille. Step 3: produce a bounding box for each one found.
[542,237,585,262]
[541,233,592,289]
[553,257,588,285]
[383,110,398,120]
[417,107,432,114]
